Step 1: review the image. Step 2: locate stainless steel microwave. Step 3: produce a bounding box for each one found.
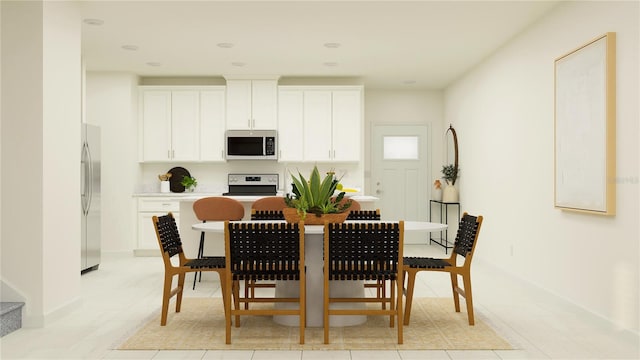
[225,130,277,160]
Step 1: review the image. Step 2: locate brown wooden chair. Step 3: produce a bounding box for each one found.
[323,222,404,344]
[403,212,483,325]
[192,197,244,289]
[346,209,387,303]
[224,221,306,344]
[251,196,287,212]
[152,213,229,326]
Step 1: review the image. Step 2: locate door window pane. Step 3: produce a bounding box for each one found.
[383,136,418,159]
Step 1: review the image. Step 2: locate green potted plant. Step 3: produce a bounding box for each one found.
[284,166,352,224]
[441,164,459,185]
[180,175,197,192]
[441,164,459,202]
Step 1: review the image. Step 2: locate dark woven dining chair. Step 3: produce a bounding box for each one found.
[403,212,483,326]
[152,213,229,326]
[345,209,387,304]
[245,198,287,305]
[323,221,404,344]
[346,208,381,220]
[224,221,306,344]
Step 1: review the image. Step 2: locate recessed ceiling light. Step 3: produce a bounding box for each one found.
[217,43,234,48]
[323,62,339,67]
[122,45,139,51]
[83,18,104,26]
[231,62,246,67]
[324,43,341,49]
[146,62,162,67]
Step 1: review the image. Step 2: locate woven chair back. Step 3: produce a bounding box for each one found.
[346,209,381,220]
[325,222,401,281]
[453,214,480,258]
[154,213,183,258]
[250,209,285,220]
[227,222,303,281]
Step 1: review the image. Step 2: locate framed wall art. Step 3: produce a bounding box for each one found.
[554,32,616,215]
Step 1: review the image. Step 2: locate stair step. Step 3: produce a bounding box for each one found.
[1,302,25,337]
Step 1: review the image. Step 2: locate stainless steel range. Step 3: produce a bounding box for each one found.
[223,173,279,196]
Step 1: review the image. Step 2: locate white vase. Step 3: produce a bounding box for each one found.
[442,184,458,203]
[160,181,170,193]
[432,188,442,201]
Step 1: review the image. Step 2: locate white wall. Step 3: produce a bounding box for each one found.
[364,89,445,193]
[445,1,639,332]
[1,1,82,326]
[85,73,140,252]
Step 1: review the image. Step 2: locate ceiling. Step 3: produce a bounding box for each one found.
[79,1,559,90]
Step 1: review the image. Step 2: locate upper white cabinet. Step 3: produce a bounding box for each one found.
[226,79,278,130]
[277,86,363,163]
[330,89,362,162]
[277,89,305,162]
[139,86,226,162]
[199,89,226,161]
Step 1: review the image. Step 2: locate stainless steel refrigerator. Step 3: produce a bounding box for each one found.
[81,124,101,273]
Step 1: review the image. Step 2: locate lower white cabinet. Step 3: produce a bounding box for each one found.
[136,198,180,256]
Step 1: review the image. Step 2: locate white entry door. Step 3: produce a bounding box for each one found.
[371,125,430,242]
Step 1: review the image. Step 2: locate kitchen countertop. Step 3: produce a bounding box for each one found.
[132,192,379,202]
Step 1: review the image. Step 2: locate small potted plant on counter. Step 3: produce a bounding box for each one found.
[181,175,198,192]
[283,166,353,224]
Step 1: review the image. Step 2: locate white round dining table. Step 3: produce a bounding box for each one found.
[192,220,447,327]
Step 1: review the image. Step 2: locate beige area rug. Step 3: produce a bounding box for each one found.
[119,297,513,350]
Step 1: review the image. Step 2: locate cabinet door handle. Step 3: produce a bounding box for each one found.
[167,150,171,159]
[248,119,251,128]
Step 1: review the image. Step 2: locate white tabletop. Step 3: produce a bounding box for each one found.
[192,220,446,234]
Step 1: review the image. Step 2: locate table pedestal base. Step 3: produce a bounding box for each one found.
[273,232,366,327]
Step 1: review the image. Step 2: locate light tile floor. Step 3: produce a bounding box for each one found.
[1,243,638,360]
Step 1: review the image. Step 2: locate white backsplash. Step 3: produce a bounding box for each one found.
[137,162,364,195]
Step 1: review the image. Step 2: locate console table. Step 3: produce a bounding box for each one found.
[429,200,460,253]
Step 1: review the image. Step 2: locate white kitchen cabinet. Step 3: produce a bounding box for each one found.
[225,79,277,130]
[141,90,172,161]
[136,198,180,256]
[303,90,333,161]
[199,89,226,161]
[277,89,304,162]
[139,87,226,162]
[331,89,362,162]
[278,86,362,163]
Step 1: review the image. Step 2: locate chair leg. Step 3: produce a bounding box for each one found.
[176,273,185,313]
[403,269,417,326]
[462,274,475,325]
[396,277,403,344]
[218,271,228,318]
[389,279,395,327]
[193,232,205,290]
[450,272,461,313]
[160,274,173,326]
[225,277,232,344]
[233,279,241,327]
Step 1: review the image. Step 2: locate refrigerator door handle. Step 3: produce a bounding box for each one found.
[81,142,91,216]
